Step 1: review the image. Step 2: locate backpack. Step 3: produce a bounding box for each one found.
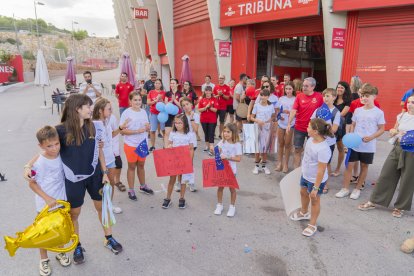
[316,106,344,137]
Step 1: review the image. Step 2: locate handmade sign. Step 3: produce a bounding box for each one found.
[153,146,193,177]
[242,123,259,153]
[279,167,302,217]
[202,159,239,189]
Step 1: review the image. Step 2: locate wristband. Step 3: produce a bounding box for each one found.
[103,169,109,175]
[312,186,320,191]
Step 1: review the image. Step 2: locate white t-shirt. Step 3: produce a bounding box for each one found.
[79,82,102,104]
[201,82,215,92]
[397,112,414,133]
[233,83,244,109]
[302,138,331,183]
[185,112,200,147]
[255,94,278,108]
[169,131,193,147]
[94,120,115,166]
[352,106,386,153]
[109,114,120,156]
[217,140,242,174]
[252,103,275,122]
[120,108,149,147]
[276,96,296,129]
[32,154,67,212]
[311,106,340,146]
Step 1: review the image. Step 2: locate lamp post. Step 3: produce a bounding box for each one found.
[71,20,79,69]
[33,1,45,49]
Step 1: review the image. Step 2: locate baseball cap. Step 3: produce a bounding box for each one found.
[150,70,157,76]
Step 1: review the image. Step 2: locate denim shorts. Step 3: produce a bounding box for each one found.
[293,129,308,149]
[149,113,165,132]
[300,176,326,196]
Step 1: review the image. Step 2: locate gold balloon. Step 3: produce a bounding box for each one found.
[4,200,78,257]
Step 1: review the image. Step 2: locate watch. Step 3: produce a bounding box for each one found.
[103,169,109,175]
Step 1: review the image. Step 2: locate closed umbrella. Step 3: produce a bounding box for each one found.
[121,53,136,88]
[34,49,50,108]
[180,55,193,85]
[65,56,76,86]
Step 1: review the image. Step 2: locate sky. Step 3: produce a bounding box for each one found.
[1,0,118,37]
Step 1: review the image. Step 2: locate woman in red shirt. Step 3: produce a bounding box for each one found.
[198,86,218,155]
[147,79,166,151]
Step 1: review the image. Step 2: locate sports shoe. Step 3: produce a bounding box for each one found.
[178,198,186,209]
[55,253,71,267]
[174,182,181,192]
[39,258,51,276]
[139,185,154,195]
[335,188,350,198]
[203,148,209,152]
[112,206,123,214]
[149,146,155,152]
[262,167,271,175]
[128,191,137,201]
[73,245,85,265]
[350,189,361,200]
[189,183,197,192]
[162,198,172,209]
[252,166,259,175]
[214,203,223,215]
[227,205,236,217]
[104,237,123,254]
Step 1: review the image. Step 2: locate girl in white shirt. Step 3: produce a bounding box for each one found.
[290,118,333,237]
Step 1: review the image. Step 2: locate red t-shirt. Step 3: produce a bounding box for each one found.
[349,98,381,114]
[246,87,260,101]
[275,83,284,98]
[165,90,183,114]
[198,97,219,123]
[292,92,324,132]
[148,90,166,114]
[213,84,231,110]
[115,82,134,108]
[227,87,235,106]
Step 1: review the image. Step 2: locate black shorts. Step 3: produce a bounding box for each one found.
[236,114,247,121]
[165,114,175,128]
[328,144,335,164]
[348,150,374,164]
[293,129,308,149]
[217,109,227,123]
[65,169,103,208]
[226,105,235,115]
[115,155,122,169]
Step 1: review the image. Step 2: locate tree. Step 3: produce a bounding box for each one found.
[22,50,35,60]
[73,30,88,41]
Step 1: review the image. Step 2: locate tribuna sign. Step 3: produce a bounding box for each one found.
[236,0,293,16]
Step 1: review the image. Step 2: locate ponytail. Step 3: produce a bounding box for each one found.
[310,118,335,138]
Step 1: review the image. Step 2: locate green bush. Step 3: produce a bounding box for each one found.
[23,50,35,60]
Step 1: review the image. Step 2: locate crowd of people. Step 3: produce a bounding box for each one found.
[21,69,414,275]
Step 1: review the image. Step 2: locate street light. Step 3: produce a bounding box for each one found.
[71,20,79,68]
[33,1,45,49]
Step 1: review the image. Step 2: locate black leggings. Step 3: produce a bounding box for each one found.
[201,122,216,144]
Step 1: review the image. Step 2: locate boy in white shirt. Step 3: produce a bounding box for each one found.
[336,84,385,200]
[25,126,70,276]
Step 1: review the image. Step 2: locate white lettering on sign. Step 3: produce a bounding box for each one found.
[0,65,14,73]
[236,0,293,16]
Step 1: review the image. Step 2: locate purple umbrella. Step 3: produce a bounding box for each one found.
[121,53,136,88]
[180,55,193,85]
[65,57,76,85]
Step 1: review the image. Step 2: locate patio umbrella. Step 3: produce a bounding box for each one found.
[180,55,193,85]
[121,53,136,87]
[136,57,145,81]
[34,49,50,108]
[65,56,76,85]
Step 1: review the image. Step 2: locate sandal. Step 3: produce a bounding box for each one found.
[358,201,376,211]
[392,208,403,218]
[302,224,317,237]
[330,171,340,177]
[322,187,329,194]
[350,176,359,184]
[290,210,310,221]
[401,238,414,254]
[115,182,126,192]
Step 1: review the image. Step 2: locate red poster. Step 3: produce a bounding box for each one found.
[153,146,193,177]
[331,28,346,49]
[202,159,239,189]
[333,0,414,12]
[219,42,231,57]
[134,8,149,19]
[220,0,320,27]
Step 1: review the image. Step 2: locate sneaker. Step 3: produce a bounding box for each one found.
[208,151,213,156]
[335,188,350,198]
[128,191,137,201]
[73,245,85,265]
[55,253,71,267]
[139,185,154,195]
[174,182,181,192]
[203,148,209,152]
[262,167,271,175]
[39,258,51,276]
[214,203,223,215]
[350,189,361,200]
[252,166,259,175]
[112,206,123,214]
[178,198,186,209]
[149,146,155,152]
[162,198,172,209]
[158,133,163,138]
[189,183,197,192]
[104,237,123,254]
[227,205,236,217]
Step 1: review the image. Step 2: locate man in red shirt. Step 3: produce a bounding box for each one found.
[115,72,135,115]
[287,77,324,168]
[213,74,230,138]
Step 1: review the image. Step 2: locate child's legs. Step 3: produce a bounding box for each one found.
[261,153,268,163]
[127,162,137,189]
[276,128,285,166]
[114,168,121,184]
[356,163,369,189]
[342,161,354,189]
[39,248,48,259]
[167,175,177,199]
[108,167,116,200]
[93,200,112,236]
[136,160,146,185]
[149,113,158,147]
[164,127,172,148]
[309,196,321,226]
[300,187,310,213]
[353,161,359,177]
[178,175,182,184]
[70,207,81,235]
[180,182,186,199]
[283,128,293,169]
[229,188,237,205]
[217,187,224,203]
[335,140,345,173]
[254,153,261,163]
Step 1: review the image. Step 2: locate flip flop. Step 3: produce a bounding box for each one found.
[115,182,126,192]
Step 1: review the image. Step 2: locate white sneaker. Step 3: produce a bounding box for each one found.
[55,253,71,267]
[227,205,236,217]
[214,203,223,215]
[174,182,181,192]
[39,258,51,276]
[262,167,271,175]
[112,206,123,214]
[189,183,197,192]
[350,189,361,200]
[335,188,350,198]
[252,166,259,174]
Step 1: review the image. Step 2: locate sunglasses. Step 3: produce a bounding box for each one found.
[263,85,270,88]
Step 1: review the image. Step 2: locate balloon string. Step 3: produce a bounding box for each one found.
[102,183,116,228]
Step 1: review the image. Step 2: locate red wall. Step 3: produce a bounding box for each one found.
[231,25,256,81]
[0,55,24,83]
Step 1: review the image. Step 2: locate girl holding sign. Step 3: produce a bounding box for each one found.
[120,92,153,201]
[215,123,242,217]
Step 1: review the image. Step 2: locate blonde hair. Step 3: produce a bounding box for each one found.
[222,123,239,143]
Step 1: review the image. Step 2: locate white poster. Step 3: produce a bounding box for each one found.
[279,167,302,217]
[242,123,259,153]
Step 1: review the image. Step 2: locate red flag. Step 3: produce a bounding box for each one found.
[153,146,193,177]
[202,159,239,189]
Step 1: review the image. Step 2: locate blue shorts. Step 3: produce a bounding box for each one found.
[149,113,165,132]
[300,176,326,196]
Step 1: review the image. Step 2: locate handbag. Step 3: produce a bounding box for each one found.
[236,99,248,118]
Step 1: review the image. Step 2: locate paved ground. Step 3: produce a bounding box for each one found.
[0,69,413,276]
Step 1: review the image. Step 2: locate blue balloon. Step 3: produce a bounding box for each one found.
[165,103,178,115]
[157,112,168,123]
[156,102,165,112]
[342,133,362,149]
[171,104,179,116]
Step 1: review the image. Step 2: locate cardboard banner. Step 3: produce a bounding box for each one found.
[279,167,302,217]
[153,146,193,177]
[242,123,259,153]
[202,159,239,189]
